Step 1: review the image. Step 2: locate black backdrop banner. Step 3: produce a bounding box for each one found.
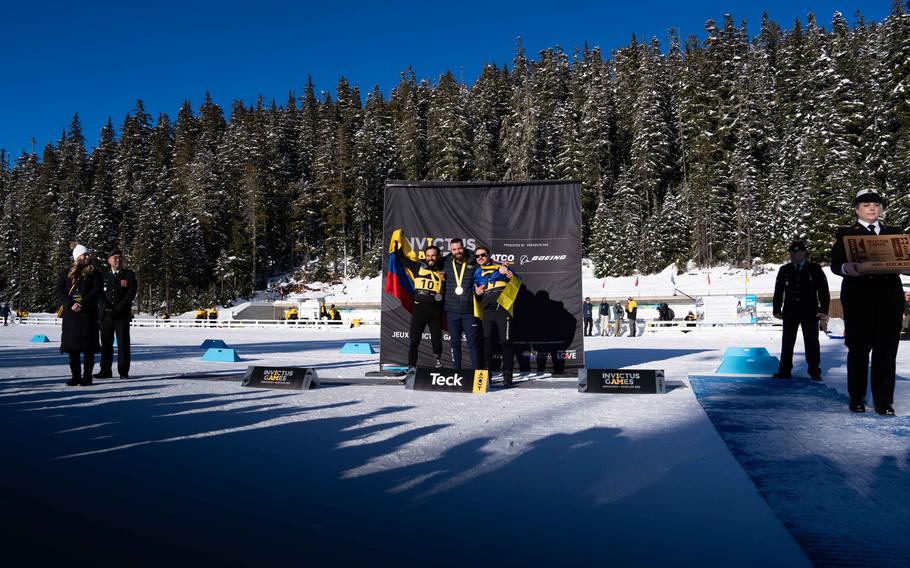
[381,181,583,370]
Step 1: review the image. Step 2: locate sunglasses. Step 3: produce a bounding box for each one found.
[475,253,488,258]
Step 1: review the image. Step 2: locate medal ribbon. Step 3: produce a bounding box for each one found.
[453,259,467,291]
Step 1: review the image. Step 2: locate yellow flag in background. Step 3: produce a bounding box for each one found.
[497,275,522,317]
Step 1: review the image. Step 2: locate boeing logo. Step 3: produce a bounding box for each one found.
[519,254,568,265]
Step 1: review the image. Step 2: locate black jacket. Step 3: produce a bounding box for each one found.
[830,223,905,303]
[583,302,593,319]
[98,268,138,321]
[56,269,102,352]
[441,253,476,314]
[772,262,830,317]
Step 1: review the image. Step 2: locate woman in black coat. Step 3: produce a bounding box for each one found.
[56,244,102,386]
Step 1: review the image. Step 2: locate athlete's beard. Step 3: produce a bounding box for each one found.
[453,251,464,262]
[426,259,436,268]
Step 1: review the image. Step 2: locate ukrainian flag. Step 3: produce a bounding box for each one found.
[474,262,522,318]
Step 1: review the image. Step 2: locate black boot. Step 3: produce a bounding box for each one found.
[502,370,513,387]
[81,354,94,386]
[67,352,81,386]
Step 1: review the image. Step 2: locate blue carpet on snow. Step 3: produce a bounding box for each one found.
[691,375,910,567]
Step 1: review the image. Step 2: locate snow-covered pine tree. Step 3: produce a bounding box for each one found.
[577,48,616,247]
[1,154,40,308]
[353,85,394,275]
[426,70,473,181]
[468,63,509,181]
[795,14,857,258]
[553,48,586,186]
[531,46,570,179]
[588,195,615,279]
[597,168,641,275]
[172,100,200,197]
[612,36,644,170]
[48,115,89,271]
[882,2,910,229]
[114,100,153,254]
[391,68,427,181]
[77,119,118,255]
[298,77,320,186]
[628,38,677,220]
[501,38,538,181]
[677,23,732,266]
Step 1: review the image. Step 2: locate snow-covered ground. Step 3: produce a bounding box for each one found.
[2,323,908,565]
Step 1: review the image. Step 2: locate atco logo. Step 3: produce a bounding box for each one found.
[556,350,578,360]
[431,372,463,386]
[519,254,568,265]
[491,254,514,263]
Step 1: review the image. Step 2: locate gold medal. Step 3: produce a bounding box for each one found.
[452,259,467,297]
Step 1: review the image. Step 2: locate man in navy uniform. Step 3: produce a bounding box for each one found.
[772,241,829,380]
[830,189,907,415]
[95,248,137,379]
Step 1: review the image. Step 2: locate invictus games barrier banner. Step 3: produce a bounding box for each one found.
[381,180,583,370]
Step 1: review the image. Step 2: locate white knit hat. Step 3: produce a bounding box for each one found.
[72,244,90,261]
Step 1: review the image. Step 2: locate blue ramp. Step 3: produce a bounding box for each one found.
[723,347,770,358]
[340,342,375,354]
[201,348,240,362]
[30,334,51,343]
[200,339,228,349]
[715,355,780,375]
[691,375,910,567]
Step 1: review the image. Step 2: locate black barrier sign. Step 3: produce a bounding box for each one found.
[381,181,584,371]
[406,367,490,394]
[242,366,320,390]
[579,369,665,394]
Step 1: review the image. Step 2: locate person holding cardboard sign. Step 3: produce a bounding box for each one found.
[830,189,907,416]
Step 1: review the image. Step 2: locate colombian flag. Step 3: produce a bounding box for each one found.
[385,229,417,312]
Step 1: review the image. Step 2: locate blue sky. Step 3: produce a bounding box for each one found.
[0,0,892,159]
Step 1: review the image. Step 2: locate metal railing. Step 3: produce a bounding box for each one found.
[644,320,783,332]
[13,316,379,329]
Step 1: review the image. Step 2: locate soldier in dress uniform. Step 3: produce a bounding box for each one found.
[95,248,137,379]
[772,241,829,380]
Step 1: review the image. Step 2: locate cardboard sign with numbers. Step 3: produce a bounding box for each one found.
[844,234,910,274]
